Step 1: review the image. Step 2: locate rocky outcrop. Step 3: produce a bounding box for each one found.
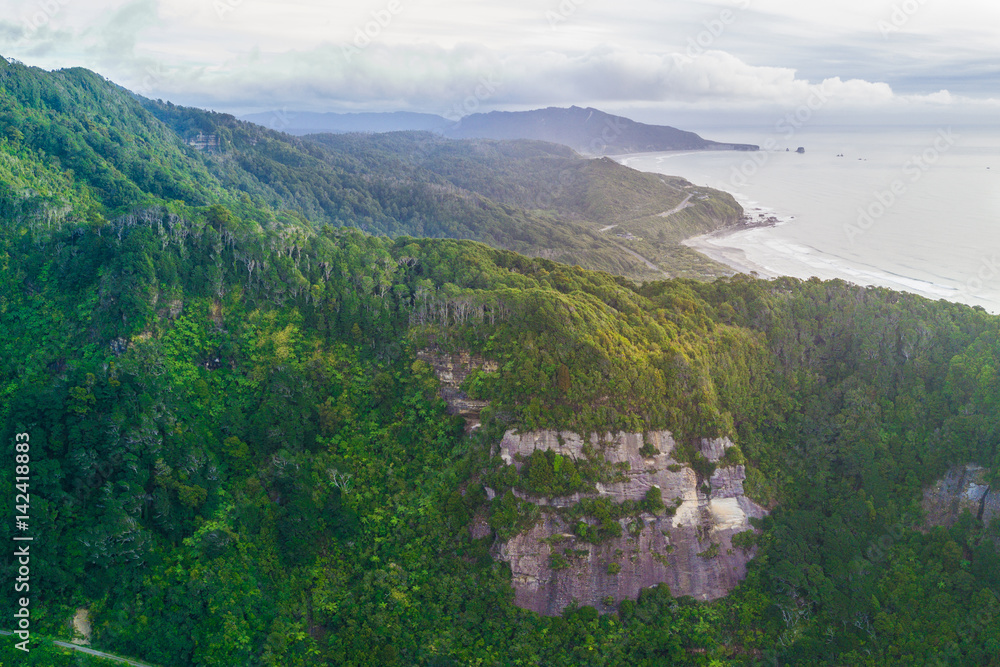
[417,349,497,430]
[186,132,219,151]
[492,430,766,615]
[922,464,999,527]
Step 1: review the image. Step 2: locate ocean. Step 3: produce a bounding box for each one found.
[618,125,1000,312]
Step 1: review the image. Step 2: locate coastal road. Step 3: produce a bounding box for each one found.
[657,193,694,218]
[611,242,669,278]
[596,192,693,277]
[599,193,694,233]
[657,177,687,194]
[1,630,155,667]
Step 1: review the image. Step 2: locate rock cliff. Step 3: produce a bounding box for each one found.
[922,464,999,527]
[416,349,496,429]
[491,430,766,615]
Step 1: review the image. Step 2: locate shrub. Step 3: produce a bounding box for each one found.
[732,529,756,552]
[549,552,571,570]
[697,543,720,559]
[690,453,717,481]
[644,486,665,514]
[719,444,746,467]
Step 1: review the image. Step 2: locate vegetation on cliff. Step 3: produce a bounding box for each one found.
[0,58,999,665]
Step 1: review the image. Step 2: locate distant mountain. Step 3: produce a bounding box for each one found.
[7,56,1000,667]
[238,105,758,154]
[0,57,741,282]
[239,110,452,135]
[444,106,759,154]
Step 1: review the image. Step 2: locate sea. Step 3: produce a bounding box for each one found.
[617,125,1000,312]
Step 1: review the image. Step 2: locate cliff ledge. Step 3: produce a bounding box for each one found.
[491,429,766,615]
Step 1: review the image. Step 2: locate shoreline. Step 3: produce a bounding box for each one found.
[682,226,777,278]
[617,150,1000,314]
[680,210,989,312]
[682,204,789,279]
[610,151,792,278]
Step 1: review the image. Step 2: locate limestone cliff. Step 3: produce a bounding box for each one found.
[416,349,496,429]
[922,464,999,528]
[491,430,766,616]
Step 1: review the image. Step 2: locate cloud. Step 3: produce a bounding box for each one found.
[85,0,159,63]
[0,0,996,117]
[104,41,987,116]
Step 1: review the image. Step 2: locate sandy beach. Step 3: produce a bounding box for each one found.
[619,129,1000,313]
[682,226,779,278]
[681,220,978,310]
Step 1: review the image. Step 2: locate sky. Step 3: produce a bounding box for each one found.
[1,0,998,125]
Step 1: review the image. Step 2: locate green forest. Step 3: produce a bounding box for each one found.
[1,57,999,666]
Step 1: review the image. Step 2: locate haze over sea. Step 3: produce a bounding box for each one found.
[619,125,1000,312]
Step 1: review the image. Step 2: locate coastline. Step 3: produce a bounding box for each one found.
[682,201,789,279]
[680,206,983,311]
[616,139,1000,314]
[612,150,790,278]
[681,226,777,278]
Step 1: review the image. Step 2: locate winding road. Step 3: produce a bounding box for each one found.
[596,193,697,278]
[1,630,155,666]
[613,243,669,278]
[600,193,695,234]
[657,193,694,218]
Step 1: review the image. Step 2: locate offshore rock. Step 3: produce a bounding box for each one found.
[492,430,767,615]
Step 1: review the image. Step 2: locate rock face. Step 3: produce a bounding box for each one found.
[493,430,767,616]
[416,349,497,429]
[71,608,92,646]
[922,464,999,527]
[186,131,220,151]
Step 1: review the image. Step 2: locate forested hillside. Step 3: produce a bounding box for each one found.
[1,58,999,666]
[0,57,743,283]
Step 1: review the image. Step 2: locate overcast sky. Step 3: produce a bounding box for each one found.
[1,0,997,124]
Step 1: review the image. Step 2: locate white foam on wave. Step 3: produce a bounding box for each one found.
[725,232,962,300]
[619,134,1000,312]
